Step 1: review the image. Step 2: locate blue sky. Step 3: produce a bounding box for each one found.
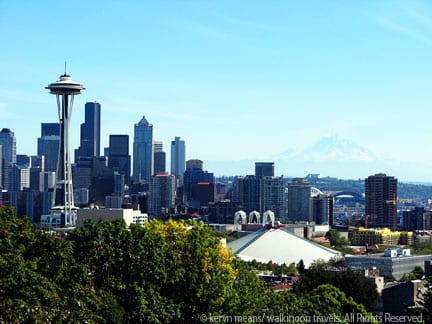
[1,1,432,180]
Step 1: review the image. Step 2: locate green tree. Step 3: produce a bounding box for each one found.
[413,265,425,279]
[265,289,313,319]
[0,207,382,322]
[412,240,432,255]
[274,262,298,276]
[401,272,418,282]
[308,284,376,323]
[224,259,269,316]
[68,218,239,323]
[401,266,425,281]
[264,284,377,323]
[297,259,306,274]
[0,205,103,323]
[298,261,378,311]
[325,229,350,247]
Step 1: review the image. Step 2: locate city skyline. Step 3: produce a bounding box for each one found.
[1,1,432,181]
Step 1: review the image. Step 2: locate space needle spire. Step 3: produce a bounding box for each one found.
[46,70,85,226]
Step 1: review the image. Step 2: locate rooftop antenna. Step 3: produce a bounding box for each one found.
[64,61,67,76]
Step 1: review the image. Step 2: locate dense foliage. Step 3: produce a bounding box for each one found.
[296,261,379,312]
[400,266,425,282]
[0,205,103,322]
[412,239,432,255]
[325,229,350,247]
[1,205,380,323]
[247,259,299,276]
[67,217,240,322]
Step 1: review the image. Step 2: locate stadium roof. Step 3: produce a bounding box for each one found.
[227,227,341,267]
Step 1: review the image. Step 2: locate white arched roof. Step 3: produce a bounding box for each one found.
[227,228,340,267]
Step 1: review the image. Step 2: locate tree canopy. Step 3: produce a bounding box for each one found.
[325,229,350,247]
[296,260,379,311]
[0,205,379,323]
[0,205,103,322]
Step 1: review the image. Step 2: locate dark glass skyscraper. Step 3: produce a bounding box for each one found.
[41,123,60,137]
[133,116,153,184]
[108,135,131,186]
[287,178,311,222]
[0,128,17,190]
[183,159,215,209]
[233,175,260,214]
[255,162,274,178]
[75,102,101,161]
[37,123,59,172]
[310,194,334,225]
[170,136,185,186]
[153,141,166,174]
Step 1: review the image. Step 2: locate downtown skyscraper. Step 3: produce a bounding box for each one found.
[37,123,60,172]
[261,175,286,222]
[153,141,166,174]
[287,178,311,222]
[183,159,214,209]
[75,102,101,161]
[133,116,153,185]
[365,173,398,229]
[108,134,131,187]
[149,173,175,219]
[233,175,260,214]
[0,128,16,190]
[170,136,185,186]
[255,162,274,178]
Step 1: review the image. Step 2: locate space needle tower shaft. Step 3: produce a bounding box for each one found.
[46,71,85,226]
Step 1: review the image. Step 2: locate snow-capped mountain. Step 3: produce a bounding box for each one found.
[280,135,377,162]
[205,135,431,181]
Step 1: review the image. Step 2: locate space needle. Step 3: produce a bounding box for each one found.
[46,69,85,226]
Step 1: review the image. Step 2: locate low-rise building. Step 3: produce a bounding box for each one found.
[345,250,432,280]
[382,280,426,316]
[76,208,148,227]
